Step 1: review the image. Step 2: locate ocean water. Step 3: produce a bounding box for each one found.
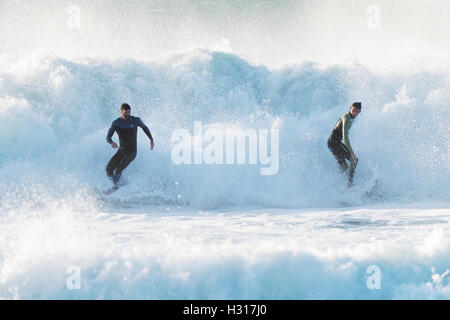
[1,0,450,299]
[0,50,449,299]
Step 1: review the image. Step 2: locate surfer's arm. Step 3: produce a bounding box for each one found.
[136,117,153,141]
[106,121,117,144]
[342,115,354,155]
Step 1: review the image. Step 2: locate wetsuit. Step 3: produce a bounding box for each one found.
[106,116,153,184]
[328,112,357,184]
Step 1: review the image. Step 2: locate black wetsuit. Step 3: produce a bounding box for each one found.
[328,112,357,184]
[106,116,153,184]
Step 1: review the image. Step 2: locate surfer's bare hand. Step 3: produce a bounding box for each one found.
[150,139,154,150]
[111,142,118,148]
[352,153,358,166]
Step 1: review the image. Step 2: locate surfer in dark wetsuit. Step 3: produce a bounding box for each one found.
[328,102,361,187]
[106,103,154,186]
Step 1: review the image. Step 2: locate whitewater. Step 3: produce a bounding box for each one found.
[0,48,449,299]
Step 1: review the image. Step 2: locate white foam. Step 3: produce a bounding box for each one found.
[1,50,449,299]
[0,205,449,299]
[0,51,449,208]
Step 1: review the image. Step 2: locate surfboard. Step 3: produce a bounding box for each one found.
[362,179,380,200]
[103,185,119,195]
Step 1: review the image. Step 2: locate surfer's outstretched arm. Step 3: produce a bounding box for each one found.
[341,114,353,155]
[106,120,118,145]
[136,117,153,141]
[136,117,154,149]
[342,114,358,166]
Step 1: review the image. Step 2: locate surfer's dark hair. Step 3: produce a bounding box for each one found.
[351,102,361,109]
[120,103,131,110]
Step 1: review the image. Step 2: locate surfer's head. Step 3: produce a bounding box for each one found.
[120,103,131,119]
[350,102,361,118]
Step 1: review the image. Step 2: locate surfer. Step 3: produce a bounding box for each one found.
[106,103,154,188]
[327,102,361,187]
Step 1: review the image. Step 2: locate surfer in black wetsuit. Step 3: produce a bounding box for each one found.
[328,102,361,187]
[106,103,154,186]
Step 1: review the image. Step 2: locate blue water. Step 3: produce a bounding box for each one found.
[0,49,449,299]
[0,50,448,209]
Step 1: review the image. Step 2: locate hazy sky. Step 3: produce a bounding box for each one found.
[1,0,449,72]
